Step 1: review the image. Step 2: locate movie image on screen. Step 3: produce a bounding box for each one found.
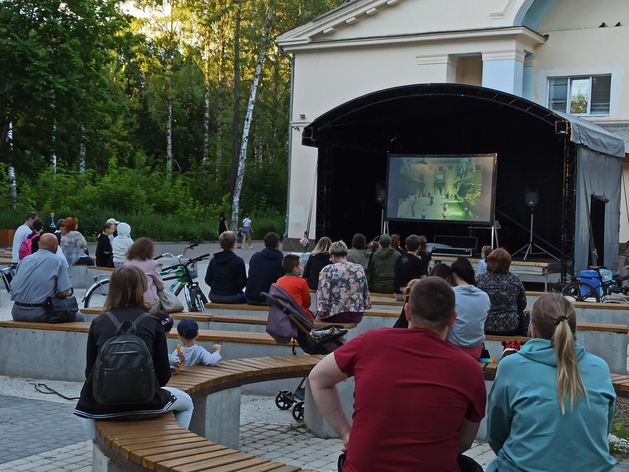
[386,154,497,224]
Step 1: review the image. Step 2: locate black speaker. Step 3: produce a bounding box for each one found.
[525,185,539,208]
[376,183,386,203]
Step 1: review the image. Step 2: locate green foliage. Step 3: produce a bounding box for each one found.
[0,0,346,236]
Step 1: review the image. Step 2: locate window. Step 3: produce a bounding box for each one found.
[548,75,611,115]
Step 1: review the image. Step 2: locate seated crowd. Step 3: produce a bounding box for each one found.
[6,215,620,471]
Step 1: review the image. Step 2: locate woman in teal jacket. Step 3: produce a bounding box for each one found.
[486,293,616,472]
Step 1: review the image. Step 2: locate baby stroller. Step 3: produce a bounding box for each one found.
[262,283,348,421]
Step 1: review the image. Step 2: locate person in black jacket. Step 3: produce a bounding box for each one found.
[74,265,193,439]
[393,234,427,301]
[205,231,247,303]
[245,232,284,305]
[95,223,114,267]
[303,236,332,290]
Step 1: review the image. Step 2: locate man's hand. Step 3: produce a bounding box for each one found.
[56,289,70,299]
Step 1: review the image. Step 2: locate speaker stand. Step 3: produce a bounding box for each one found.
[512,208,559,261]
[380,206,389,236]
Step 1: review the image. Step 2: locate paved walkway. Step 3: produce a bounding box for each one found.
[0,387,498,472]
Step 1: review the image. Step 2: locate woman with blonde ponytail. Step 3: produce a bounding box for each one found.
[485,293,616,472]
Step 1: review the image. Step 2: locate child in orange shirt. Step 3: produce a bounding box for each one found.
[275,254,314,320]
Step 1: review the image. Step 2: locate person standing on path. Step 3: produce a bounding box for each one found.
[218,211,228,235]
[242,213,253,249]
[12,211,39,264]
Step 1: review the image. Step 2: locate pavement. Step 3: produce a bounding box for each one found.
[1,241,629,471]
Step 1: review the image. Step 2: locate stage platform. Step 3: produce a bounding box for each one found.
[431,255,562,291]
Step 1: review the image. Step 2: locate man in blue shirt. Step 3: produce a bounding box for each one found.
[11,233,84,322]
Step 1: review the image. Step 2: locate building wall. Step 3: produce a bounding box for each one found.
[280,0,629,240]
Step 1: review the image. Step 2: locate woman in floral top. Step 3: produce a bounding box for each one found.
[476,248,527,335]
[316,240,371,324]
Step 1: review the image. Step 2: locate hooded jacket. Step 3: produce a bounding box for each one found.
[368,247,400,293]
[486,339,616,472]
[205,250,246,296]
[303,252,332,290]
[112,223,133,263]
[245,247,284,303]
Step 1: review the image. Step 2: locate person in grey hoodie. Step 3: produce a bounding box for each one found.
[112,222,133,268]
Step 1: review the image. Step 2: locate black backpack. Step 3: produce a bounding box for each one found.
[92,312,156,405]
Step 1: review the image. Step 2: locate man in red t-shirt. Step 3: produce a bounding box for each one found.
[309,277,486,472]
[275,254,314,320]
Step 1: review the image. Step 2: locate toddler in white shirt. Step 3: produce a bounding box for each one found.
[172,318,222,367]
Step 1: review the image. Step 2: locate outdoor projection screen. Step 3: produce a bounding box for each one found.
[386,154,497,224]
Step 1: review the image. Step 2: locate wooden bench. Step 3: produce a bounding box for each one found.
[432,256,559,291]
[94,355,323,472]
[483,322,629,373]
[0,321,306,387]
[80,309,357,333]
[483,362,629,400]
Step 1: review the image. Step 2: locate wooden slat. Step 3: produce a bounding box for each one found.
[208,313,356,330]
[204,457,275,472]
[577,322,628,334]
[128,437,210,463]
[168,329,279,345]
[0,320,90,332]
[204,302,268,311]
[169,452,261,472]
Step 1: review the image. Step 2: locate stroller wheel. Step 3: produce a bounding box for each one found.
[292,401,305,421]
[275,391,293,410]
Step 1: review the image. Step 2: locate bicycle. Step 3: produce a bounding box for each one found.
[1,265,15,293]
[561,266,629,303]
[83,244,210,311]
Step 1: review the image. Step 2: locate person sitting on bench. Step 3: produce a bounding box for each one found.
[11,233,85,322]
[486,293,616,472]
[276,254,314,320]
[245,232,284,305]
[309,277,486,471]
[205,231,246,304]
[316,240,370,324]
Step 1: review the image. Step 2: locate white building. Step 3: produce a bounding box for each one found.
[277,0,628,276]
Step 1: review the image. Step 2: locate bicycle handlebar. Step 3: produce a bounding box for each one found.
[160,253,210,272]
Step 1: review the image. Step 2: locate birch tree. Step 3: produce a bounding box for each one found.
[230,4,273,230]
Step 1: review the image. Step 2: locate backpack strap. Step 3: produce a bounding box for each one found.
[105,311,121,331]
[131,312,152,334]
[105,311,152,335]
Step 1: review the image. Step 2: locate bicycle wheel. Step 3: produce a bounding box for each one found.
[84,280,110,308]
[187,286,205,313]
[561,282,601,303]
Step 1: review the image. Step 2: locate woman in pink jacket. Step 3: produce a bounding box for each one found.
[124,238,164,314]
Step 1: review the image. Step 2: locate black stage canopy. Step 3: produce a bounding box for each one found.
[301,83,579,276]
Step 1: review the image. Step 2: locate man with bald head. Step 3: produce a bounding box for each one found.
[11,233,84,321]
[309,277,486,471]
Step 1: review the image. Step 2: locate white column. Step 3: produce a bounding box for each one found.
[482,50,525,96]
[522,55,535,100]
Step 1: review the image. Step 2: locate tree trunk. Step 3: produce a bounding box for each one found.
[79,125,86,174]
[7,121,16,209]
[230,0,242,202]
[166,44,173,180]
[230,6,273,230]
[203,39,210,204]
[8,165,17,210]
[215,10,228,182]
[51,123,57,172]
